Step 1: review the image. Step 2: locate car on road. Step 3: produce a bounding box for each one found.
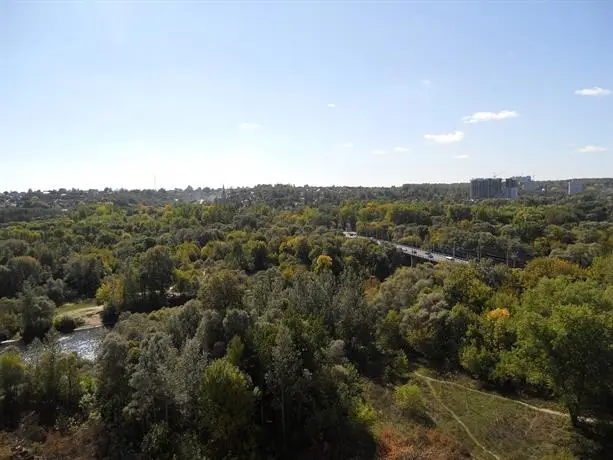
[445,256,454,261]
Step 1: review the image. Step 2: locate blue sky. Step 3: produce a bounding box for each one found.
[1,1,611,191]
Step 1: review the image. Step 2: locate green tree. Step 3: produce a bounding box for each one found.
[7,255,41,294]
[140,245,174,299]
[0,350,26,428]
[199,269,244,313]
[200,359,255,457]
[64,254,104,298]
[20,291,55,343]
[513,304,613,425]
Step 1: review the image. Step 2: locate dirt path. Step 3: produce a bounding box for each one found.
[422,377,501,460]
[77,306,103,327]
[413,372,568,418]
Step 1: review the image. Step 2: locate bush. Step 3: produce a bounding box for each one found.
[394,383,426,417]
[101,304,119,327]
[53,316,77,333]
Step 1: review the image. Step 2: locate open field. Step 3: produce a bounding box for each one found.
[364,371,578,460]
[54,300,102,328]
[417,375,574,459]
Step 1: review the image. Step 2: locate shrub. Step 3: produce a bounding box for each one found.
[53,315,77,333]
[394,383,425,417]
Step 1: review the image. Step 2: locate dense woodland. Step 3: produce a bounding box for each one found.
[1,185,613,458]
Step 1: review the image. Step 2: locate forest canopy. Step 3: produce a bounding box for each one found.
[1,186,613,458]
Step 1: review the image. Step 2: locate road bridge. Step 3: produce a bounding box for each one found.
[342,232,469,265]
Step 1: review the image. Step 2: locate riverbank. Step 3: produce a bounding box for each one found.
[54,300,103,328]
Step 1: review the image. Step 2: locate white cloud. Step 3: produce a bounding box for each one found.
[575,87,611,96]
[342,142,354,149]
[462,110,519,124]
[327,103,336,108]
[394,146,410,153]
[238,122,262,131]
[453,154,469,160]
[424,131,465,144]
[371,149,387,155]
[577,145,607,153]
[422,79,432,85]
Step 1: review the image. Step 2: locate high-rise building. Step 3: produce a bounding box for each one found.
[470,178,503,199]
[470,177,519,200]
[568,179,584,196]
[504,178,518,199]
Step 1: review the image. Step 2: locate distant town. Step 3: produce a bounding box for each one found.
[2,177,613,224]
[469,176,589,200]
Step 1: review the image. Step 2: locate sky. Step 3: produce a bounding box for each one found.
[0,1,612,191]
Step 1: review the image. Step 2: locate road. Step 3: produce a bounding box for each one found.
[342,232,469,265]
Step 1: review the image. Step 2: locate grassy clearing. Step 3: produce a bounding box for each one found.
[362,367,579,459]
[415,366,566,414]
[413,373,576,460]
[363,381,472,459]
[54,300,102,328]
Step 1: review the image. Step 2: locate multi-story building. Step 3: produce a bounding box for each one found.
[568,179,584,196]
[511,175,537,192]
[470,178,503,199]
[470,177,519,200]
[504,178,519,199]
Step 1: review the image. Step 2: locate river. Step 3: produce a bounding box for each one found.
[0,326,106,361]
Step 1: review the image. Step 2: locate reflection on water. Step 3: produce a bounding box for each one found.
[53,326,106,360]
[0,326,106,361]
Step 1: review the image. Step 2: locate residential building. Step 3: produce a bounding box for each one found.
[503,178,519,200]
[470,178,503,199]
[568,179,584,196]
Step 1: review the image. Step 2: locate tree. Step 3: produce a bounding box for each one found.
[401,291,462,365]
[125,332,179,454]
[0,349,26,428]
[20,291,55,343]
[0,265,15,298]
[7,256,41,295]
[199,269,243,313]
[64,254,104,298]
[513,304,613,425]
[521,257,584,288]
[265,325,305,444]
[313,254,333,273]
[140,246,174,299]
[200,359,255,457]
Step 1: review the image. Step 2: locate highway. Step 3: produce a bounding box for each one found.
[342,232,469,265]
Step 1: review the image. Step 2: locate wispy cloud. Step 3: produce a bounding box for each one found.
[575,87,611,96]
[577,145,607,153]
[342,142,354,149]
[453,154,469,160]
[394,146,410,153]
[462,110,519,124]
[422,79,432,86]
[371,149,387,156]
[424,131,464,144]
[327,103,336,108]
[238,122,262,131]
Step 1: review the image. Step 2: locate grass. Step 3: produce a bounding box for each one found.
[412,373,576,460]
[362,368,580,460]
[363,381,471,459]
[54,300,102,328]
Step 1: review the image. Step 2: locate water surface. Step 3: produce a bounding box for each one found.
[0,326,106,361]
